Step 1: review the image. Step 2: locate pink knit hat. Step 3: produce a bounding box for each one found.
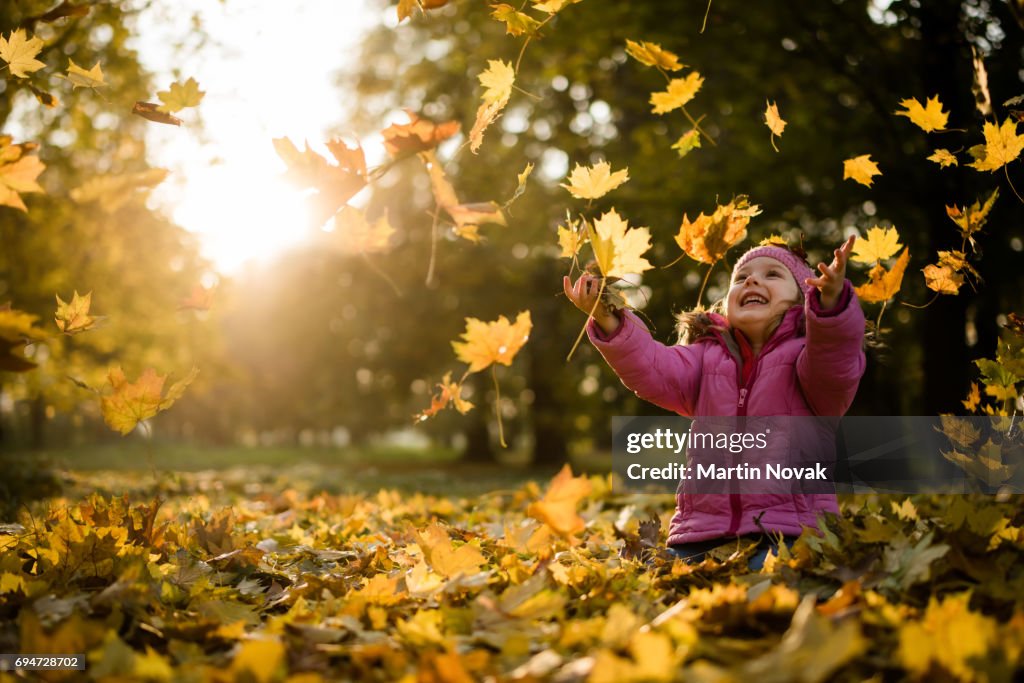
[733,245,814,287]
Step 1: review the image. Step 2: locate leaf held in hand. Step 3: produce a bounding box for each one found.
[587,209,652,278]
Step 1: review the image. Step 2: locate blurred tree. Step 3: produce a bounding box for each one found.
[0,3,220,449]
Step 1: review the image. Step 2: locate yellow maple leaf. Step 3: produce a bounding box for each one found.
[650,73,704,114]
[380,111,460,158]
[561,161,629,200]
[851,226,902,264]
[452,311,532,373]
[397,0,449,22]
[0,305,46,372]
[587,209,652,279]
[765,100,786,152]
[843,154,881,187]
[230,638,286,683]
[557,222,586,258]
[923,264,963,295]
[0,136,45,212]
[946,188,997,247]
[156,77,205,113]
[65,59,105,88]
[625,40,684,71]
[854,248,910,304]
[101,366,198,435]
[490,3,541,36]
[470,60,514,153]
[527,464,592,536]
[962,382,982,412]
[898,593,996,681]
[333,206,395,254]
[672,129,701,158]
[968,119,1024,172]
[0,29,45,78]
[895,95,949,132]
[55,291,97,334]
[927,149,958,167]
[416,521,486,578]
[674,196,761,265]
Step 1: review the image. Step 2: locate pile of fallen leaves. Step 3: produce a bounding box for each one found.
[1,465,1023,681]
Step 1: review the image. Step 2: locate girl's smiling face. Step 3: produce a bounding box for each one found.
[726,256,801,343]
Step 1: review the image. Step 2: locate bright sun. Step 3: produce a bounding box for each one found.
[170,162,311,274]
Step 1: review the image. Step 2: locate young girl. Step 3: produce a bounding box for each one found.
[563,236,864,569]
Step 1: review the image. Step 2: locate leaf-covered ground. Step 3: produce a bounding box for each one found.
[1,463,1023,682]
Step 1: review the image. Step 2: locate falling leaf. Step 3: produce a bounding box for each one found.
[101,366,199,435]
[452,311,532,373]
[946,188,997,248]
[650,73,704,114]
[962,382,982,412]
[854,248,910,304]
[156,77,205,113]
[972,46,992,117]
[65,59,105,88]
[0,136,46,212]
[927,149,958,167]
[967,119,1024,172]
[557,222,586,259]
[765,100,786,151]
[397,0,449,22]
[674,196,761,264]
[28,84,59,108]
[0,305,46,372]
[625,40,684,71]
[381,111,460,158]
[922,264,963,295]
[415,371,473,421]
[55,291,97,334]
[851,226,902,264]
[894,95,948,132]
[532,0,582,13]
[131,101,182,126]
[507,163,533,205]
[672,129,702,158]
[490,4,541,36]
[332,206,395,254]
[273,137,367,227]
[527,464,592,536]
[843,154,881,187]
[0,29,45,78]
[587,209,652,278]
[470,60,514,153]
[561,161,629,200]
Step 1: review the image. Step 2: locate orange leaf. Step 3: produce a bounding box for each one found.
[415,371,473,421]
[526,464,592,536]
[100,366,198,435]
[674,196,760,264]
[0,135,45,212]
[178,284,215,311]
[854,248,910,304]
[381,111,460,158]
[415,521,486,578]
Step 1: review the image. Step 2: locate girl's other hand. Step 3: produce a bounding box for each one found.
[563,274,621,335]
[805,234,856,310]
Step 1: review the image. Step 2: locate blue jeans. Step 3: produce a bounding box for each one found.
[667,534,799,570]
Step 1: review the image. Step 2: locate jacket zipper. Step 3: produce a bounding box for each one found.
[725,332,786,536]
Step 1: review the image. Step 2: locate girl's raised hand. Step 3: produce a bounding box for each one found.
[805,235,856,310]
[562,274,621,335]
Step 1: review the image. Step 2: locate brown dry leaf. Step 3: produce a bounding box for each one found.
[381,111,460,158]
[854,248,910,304]
[131,101,182,126]
[674,196,761,264]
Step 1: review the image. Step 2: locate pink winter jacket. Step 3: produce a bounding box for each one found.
[589,281,866,545]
